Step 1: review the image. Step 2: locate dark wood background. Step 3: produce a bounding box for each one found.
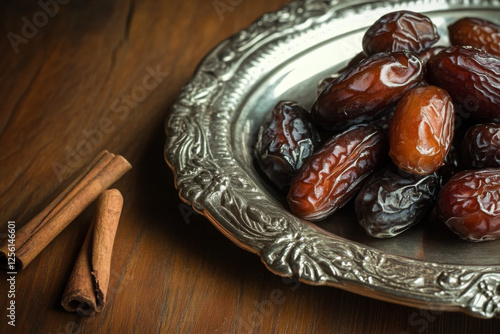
[1,0,499,333]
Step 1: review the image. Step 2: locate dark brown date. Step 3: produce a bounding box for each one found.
[448,17,500,57]
[287,125,387,221]
[437,169,500,241]
[255,101,320,191]
[426,46,500,122]
[461,123,500,168]
[311,51,423,131]
[355,166,440,238]
[389,85,455,175]
[362,11,439,55]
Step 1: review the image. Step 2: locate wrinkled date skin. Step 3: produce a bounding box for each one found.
[355,166,440,238]
[389,85,455,175]
[255,101,320,191]
[448,17,500,57]
[426,46,500,122]
[438,169,500,241]
[287,125,388,221]
[312,51,423,131]
[462,123,500,168]
[362,10,439,55]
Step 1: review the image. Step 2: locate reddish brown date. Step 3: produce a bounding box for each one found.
[437,169,500,241]
[426,46,500,122]
[448,17,500,57]
[311,51,423,131]
[362,11,439,55]
[389,85,454,175]
[287,125,387,221]
[255,101,320,191]
[461,123,500,168]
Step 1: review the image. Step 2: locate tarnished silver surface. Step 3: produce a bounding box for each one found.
[165,0,500,318]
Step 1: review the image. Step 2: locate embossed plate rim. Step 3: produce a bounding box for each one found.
[165,0,500,319]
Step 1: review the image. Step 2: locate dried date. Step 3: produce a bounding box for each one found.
[362,11,439,55]
[312,51,423,131]
[389,85,455,175]
[255,101,320,191]
[461,123,500,168]
[355,166,440,238]
[426,46,500,122]
[287,125,388,221]
[448,17,500,57]
[437,169,500,241]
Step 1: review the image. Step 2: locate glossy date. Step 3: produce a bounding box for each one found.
[287,125,387,221]
[461,123,500,168]
[389,85,455,175]
[362,10,439,55]
[355,166,440,238]
[426,46,500,122]
[312,51,423,131]
[437,169,500,241]
[255,101,320,191]
[448,17,500,57]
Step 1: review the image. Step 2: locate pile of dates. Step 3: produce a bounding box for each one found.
[254,11,500,242]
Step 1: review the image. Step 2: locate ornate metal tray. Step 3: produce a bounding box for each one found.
[165,0,500,318]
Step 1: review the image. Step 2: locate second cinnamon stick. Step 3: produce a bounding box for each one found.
[61,189,123,315]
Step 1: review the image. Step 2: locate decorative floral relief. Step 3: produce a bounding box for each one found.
[457,274,500,318]
[165,0,500,318]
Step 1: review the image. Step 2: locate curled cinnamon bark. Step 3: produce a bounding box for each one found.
[61,189,123,316]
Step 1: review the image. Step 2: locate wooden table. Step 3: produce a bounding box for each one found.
[0,0,499,333]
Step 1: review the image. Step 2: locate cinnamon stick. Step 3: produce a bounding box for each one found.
[0,150,131,270]
[92,189,122,310]
[60,219,96,316]
[61,189,123,316]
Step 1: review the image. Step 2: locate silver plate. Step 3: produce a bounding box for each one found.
[165,0,500,318]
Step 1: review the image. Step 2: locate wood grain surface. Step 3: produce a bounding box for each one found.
[0,0,499,333]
